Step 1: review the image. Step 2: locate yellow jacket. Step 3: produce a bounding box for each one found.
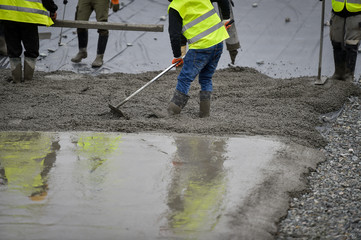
[168,0,229,49]
[0,0,54,26]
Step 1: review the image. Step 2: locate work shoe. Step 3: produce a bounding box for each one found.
[91,54,104,68]
[71,48,87,63]
[24,57,36,81]
[9,57,22,83]
[167,89,189,116]
[199,91,211,118]
[329,41,346,81]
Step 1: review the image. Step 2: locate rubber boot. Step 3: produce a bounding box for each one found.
[71,30,88,63]
[329,41,346,80]
[24,57,36,81]
[0,36,7,56]
[9,57,22,83]
[92,34,108,68]
[344,44,358,82]
[92,54,104,68]
[199,91,211,118]
[167,89,189,116]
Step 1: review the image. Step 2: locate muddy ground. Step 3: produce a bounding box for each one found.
[1,67,360,148]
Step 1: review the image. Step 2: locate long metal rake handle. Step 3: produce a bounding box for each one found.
[114,62,177,108]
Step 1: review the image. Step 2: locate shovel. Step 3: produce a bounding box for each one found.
[109,62,177,118]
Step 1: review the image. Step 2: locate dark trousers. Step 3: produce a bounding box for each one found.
[3,21,39,58]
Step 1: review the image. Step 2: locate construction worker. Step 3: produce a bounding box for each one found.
[0,21,7,56]
[167,0,231,118]
[71,0,120,68]
[0,0,57,83]
[328,0,361,82]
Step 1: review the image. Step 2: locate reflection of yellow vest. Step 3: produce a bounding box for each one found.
[77,133,122,172]
[0,0,54,26]
[168,0,229,49]
[332,0,361,13]
[0,133,52,197]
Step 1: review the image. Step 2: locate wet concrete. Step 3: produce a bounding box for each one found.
[0,131,324,240]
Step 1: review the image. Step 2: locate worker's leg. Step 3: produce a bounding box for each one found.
[21,23,39,81]
[71,0,92,63]
[91,0,109,67]
[3,21,23,83]
[329,13,347,80]
[198,42,223,118]
[344,15,361,82]
[0,21,7,56]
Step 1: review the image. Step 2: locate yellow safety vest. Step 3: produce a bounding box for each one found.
[168,0,229,49]
[332,0,361,13]
[0,0,54,27]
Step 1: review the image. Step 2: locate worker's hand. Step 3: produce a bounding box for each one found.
[172,57,183,67]
[50,12,57,20]
[222,19,232,30]
[110,0,120,12]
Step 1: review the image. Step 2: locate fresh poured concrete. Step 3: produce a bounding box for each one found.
[0,131,324,240]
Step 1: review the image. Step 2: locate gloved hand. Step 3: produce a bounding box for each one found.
[222,19,232,30]
[110,0,120,12]
[172,57,183,67]
[50,12,57,20]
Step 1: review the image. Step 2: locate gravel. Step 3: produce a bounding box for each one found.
[276,80,361,239]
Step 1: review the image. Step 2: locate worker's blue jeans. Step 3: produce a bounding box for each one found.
[176,42,223,95]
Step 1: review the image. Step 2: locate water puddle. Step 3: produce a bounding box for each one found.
[0,131,289,239]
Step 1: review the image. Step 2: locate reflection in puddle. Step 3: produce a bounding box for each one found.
[165,136,228,238]
[0,132,59,201]
[0,131,281,240]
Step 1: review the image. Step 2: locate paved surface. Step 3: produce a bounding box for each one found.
[0,131,324,240]
[2,0,359,80]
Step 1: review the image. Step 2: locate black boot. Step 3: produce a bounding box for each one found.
[92,34,109,68]
[71,29,88,63]
[344,44,358,82]
[330,41,346,80]
[167,89,189,115]
[199,91,211,118]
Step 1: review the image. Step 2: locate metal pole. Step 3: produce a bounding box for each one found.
[317,0,325,80]
[58,0,68,46]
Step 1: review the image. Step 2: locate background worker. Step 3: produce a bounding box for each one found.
[0,0,57,83]
[71,0,120,68]
[328,0,361,82]
[167,0,231,118]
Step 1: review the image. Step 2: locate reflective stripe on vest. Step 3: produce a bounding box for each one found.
[182,8,217,32]
[0,0,53,26]
[332,0,361,12]
[188,22,224,44]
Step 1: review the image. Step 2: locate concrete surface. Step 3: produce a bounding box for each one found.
[0,131,324,240]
